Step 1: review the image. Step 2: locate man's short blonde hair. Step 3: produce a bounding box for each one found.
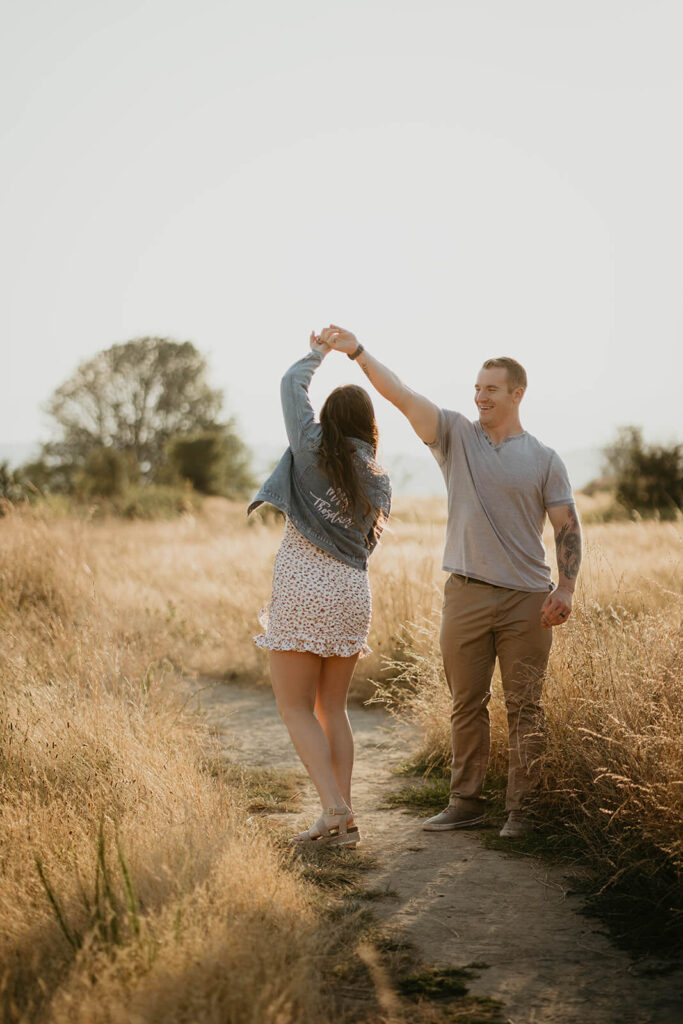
[481,357,527,391]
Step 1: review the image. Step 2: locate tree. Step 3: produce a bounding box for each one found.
[23,337,256,494]
[166,429,255,498]
[42,338,225,482]
[603,426,683,519]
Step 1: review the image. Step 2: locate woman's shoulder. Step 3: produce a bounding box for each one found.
[351,440,386,470]
[354,446,391,495]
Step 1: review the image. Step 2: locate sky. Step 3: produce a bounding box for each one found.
[2,0,682,488]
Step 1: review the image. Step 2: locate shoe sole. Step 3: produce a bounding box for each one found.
[423,815,486,831]
[328,832,361,848]
[291,826,361,847]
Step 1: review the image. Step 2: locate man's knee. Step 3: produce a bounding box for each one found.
[501,643,549,691]
[504,692,544,734]
[450,686,492,716]
[442,642,495,704]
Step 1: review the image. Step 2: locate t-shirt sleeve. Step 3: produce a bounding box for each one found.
[543,451,574,508]
[426,408,457,472]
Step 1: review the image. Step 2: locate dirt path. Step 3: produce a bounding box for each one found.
[196,679,682,1024]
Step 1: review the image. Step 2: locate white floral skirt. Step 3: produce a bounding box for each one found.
[254,518,372,658]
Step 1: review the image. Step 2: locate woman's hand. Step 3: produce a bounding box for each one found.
[309,330,330,356]
[320,325,358,355]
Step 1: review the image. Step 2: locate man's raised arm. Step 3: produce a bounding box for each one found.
[322,325,439,444]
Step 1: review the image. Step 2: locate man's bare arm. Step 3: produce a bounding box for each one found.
[540,503,583,628]
[550,502,582,589]
[322,325,439,444]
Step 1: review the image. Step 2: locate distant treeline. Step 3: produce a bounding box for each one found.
[1,339,681,520]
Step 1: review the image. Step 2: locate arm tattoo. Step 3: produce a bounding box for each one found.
[357,354,372,380]
[555,503,582,580]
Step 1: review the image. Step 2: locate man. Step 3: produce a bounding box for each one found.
[322,325,582,838]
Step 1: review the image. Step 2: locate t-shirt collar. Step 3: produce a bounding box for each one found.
[476,421,527,449]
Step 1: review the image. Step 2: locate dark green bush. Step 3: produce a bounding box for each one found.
[604,426,682,520]
[0,461,28,506]
[166,429,254,498]
[75,448,139,498]
[113,484,198,520]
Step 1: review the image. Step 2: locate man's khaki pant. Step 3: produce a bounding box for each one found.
[439,574,553,812]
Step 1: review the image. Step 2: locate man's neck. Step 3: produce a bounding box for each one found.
[480,418,524,447]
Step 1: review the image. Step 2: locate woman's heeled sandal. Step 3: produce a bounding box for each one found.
[290,806,361,848]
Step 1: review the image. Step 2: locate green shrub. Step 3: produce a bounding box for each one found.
[0,460,28,508]
[604,426,682,519]
[75,448,139,498]
[113,484,198,520]
[166,429,254,498]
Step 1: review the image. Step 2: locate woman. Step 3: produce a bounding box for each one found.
[248,329,391,848]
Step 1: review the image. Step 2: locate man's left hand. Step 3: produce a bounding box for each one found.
[540,587,573,629]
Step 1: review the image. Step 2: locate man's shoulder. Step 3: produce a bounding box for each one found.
[521,433,574,495]
[426,408,472,454]
[439,408,474,433]
[520,430,561,462]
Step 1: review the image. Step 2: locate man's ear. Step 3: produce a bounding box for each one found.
[513,386,526,405]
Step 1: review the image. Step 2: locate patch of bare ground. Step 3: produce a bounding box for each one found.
[195,677,683,1024]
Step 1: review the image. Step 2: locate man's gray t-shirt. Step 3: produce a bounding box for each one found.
[428,409,574,592]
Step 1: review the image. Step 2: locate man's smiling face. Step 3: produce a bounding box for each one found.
[474,366,523,430]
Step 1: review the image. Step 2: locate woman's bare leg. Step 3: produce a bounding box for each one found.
[315,653,360,820]
[269,650,346,810]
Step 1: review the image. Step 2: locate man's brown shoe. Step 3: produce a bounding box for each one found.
[499,811,533,838]
[423,802,486,831]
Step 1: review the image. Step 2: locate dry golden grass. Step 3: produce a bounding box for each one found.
[2,494,681,1018]
[373,498,683,946]
[0,505,330,1023]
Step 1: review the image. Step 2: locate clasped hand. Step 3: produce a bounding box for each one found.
[309,325,358,356]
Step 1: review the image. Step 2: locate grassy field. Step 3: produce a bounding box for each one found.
[373,497,683,953]
[0,496,681,1019]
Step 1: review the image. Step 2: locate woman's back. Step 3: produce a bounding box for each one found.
[248,348,391,570]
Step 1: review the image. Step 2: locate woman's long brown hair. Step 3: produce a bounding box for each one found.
[318,385,381,544]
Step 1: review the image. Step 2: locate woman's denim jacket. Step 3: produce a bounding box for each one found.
[248,350,391,570]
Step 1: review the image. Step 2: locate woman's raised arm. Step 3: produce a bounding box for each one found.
[279,333,328,452]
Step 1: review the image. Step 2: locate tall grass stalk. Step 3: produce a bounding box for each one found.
[372,521,683,952]
[0,504,333,1022]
